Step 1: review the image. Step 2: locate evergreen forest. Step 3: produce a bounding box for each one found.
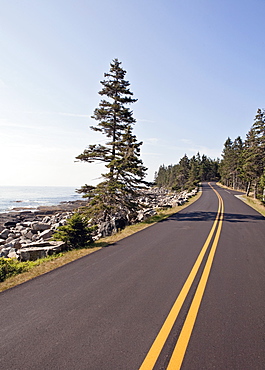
[155,108,265,201]
[154,154,220,191]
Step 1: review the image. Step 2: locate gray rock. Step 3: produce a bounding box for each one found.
[137,210,145,222]
[14,224,24,232]
[0,248,10,258]
[20,221,33,228]
[45,241,66,254]
[97,221,114,238]
[20,241,50,249]
[4,239,20,249]
[59,219,68,226]
[32,222,51,232]
[51,222,61,230]
[18,248,48,261]
[96,214,129,238]
[42,216,51,223]
[31,234,39,242]
[23,230,35,240]
[7,250,19,259]
[9,239,22,249]
[21,228,30,235]
[0,229,10,239]
[20,238,34,246]
[4,221,17,228]
[139,209,157,221]
[17,241,66,261]
[39,229,54,240]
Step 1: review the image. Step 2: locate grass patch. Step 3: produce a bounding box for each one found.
[0,248,101,292]
[0,191,201,292]
[0,254,65,282]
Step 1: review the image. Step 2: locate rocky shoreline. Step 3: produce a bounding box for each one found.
[0,188,198,261]
[0,200,88,261]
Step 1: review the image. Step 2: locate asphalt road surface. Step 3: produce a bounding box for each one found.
[0,183,264,370]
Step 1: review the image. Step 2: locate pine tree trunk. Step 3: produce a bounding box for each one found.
[110,110,117,180]
[253,181,257,199]
[246,181,251,196]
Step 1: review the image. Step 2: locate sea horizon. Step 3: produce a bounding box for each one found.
[0,185,84,213]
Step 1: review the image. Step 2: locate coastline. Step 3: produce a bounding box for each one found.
[0,200,88,226]
[0,185,83,214]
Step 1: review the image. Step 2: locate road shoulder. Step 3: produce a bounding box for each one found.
[217,182,265,217]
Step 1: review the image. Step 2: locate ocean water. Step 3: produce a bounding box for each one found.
[0,186,83,213]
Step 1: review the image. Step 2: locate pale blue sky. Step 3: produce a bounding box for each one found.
[0,0,264,186]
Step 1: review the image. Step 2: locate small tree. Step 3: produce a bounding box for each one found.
[53,213,96,249]
[76,59,147,222]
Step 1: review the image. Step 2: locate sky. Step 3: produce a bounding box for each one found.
[0,0,264,186]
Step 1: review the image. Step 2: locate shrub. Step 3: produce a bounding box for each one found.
[0,258,29,282]
[52,213,96,249]
[0,254,66,283]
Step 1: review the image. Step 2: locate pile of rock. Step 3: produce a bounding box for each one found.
[0,210,74,260]
[0,188,198,261]
[94,187,198,238]
[136,187,198,219]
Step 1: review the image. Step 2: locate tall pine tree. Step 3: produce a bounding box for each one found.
[76,59,147,222]
[220,137,244,189]
[220,137,234,187]
[243,109,265,198]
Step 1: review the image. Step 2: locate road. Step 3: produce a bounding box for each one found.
[0,182,264,369]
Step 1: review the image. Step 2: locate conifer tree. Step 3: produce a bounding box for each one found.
[243,109,265,198]
[154,153,219,190]
[154,165,168,187]
[220,137,244,189]
[177,155,190,190]
[76,59,147,221]
[187,154,200,188]
[231,136,244,189]
[220,137,234,187]
[199,154,210,182]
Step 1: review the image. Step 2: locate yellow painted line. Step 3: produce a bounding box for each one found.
[139,184,222,370]
[167,187,224,369]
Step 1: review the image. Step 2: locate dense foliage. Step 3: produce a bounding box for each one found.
[76,59,147,222]
[154,153,220,190]
[52,213,96,249]
[220,109,265,200]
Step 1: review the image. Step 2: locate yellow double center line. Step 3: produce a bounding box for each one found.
[139,183,224,370]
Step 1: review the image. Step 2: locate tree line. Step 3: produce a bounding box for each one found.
[154,154,220,191]
[154,108,265,201]
[220,108,265,200]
